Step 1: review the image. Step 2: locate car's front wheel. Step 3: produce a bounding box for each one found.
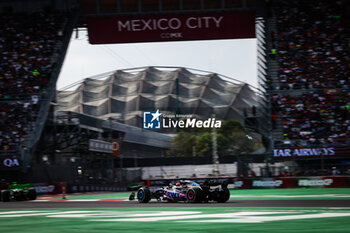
[137,187,151,203]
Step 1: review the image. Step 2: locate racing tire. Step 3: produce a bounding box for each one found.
[217,188,230,203]
[186,187,202,203]
[1,190,10,202]
[137,187,151,203]
[14,190,25,201]
[27,188,37,200]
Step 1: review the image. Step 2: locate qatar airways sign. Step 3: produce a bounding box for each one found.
[87,12,255,44]
[274,148,335,157]
[0,157,20,169]
[273,147,350,158]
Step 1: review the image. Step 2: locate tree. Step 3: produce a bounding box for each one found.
[221,120,255,154]
[167,131,197,157]
[168,120,259,157]
[228,131,255,154]
[218,120,245,138]
[217,133,230,155]
[195,132,212,157]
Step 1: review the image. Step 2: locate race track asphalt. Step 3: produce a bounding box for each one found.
[1,199,350,209]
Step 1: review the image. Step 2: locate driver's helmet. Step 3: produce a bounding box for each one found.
[175,182,181,186]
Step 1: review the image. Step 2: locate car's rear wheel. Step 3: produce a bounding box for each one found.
[217,188,230,203]
[14,190,26,201]
[27,188,37,200]
[137,187,151,203]
[186,187,202,203]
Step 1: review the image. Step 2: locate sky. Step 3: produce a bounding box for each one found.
[57,30,257,90]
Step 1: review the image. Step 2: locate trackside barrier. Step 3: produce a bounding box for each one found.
[67,184,127,193]
[32,182,66,194]
[234,176,350,189]
[31,183,127,194]
[144,176,350,189]
[297,177,349,188]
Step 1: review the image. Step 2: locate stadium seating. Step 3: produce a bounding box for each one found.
[0,11,68,153]
[272,0,349,146]
[272,91,349,146]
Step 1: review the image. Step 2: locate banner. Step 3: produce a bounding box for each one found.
[144,176,350,189]
[89,139,120,156]
[273,147,350,158]
[298,177,349,188]
[251,178,283,189]
[323,89,341,94]
[68,184,126,193]
[89,139,114,153]
[32,182,66,194]
[275,177,297,188]
[0,157,20,169]
[87,12,255,44]
[234,178,252,189]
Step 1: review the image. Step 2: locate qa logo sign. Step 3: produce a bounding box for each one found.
[143,110,161,129]
[1,158,20,168]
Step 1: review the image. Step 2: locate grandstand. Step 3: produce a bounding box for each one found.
[0,11,68,152]
[266,0,350,175]
[267,0,350,147]
[0,1,78,180]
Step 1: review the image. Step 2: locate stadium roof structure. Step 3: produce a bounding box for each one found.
[56,66,258,128]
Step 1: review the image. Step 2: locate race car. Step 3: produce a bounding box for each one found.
[129,180,230,203]
[0,183,37,202]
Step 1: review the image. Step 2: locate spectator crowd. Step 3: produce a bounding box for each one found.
[272,90,350,146]
[275,0,349,90]
[0,10,68,152]
[271,0,350,146]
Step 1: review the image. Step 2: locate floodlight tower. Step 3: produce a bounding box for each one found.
[212,115,220,177]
